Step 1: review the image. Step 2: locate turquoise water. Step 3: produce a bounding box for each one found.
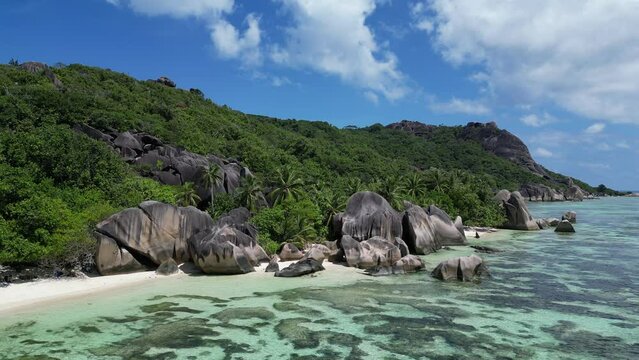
[1,197,638,359]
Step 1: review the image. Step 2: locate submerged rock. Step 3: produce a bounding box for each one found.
[494,190,540,230]
[275,258,325,278]
[332,191,402,242]
[432,255,488,281]
[562,211,577,223]
[555,220,576,233]
[277,243,304,261]
[546,218,561,227]
[470,245,502,254]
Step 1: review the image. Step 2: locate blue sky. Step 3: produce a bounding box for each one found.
[1,0,638,190]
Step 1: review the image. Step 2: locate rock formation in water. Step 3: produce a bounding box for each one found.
[366,254,426,276]
[562,211,577,223]
[74,123,254,206]
[431,255,488,281]
[555,220,576,233]
[340,235,402,269]
[494,190,541,230]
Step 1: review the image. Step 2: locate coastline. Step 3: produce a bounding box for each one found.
[0,228,500,317]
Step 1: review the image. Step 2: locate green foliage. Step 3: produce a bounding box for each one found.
[175,182,201,207]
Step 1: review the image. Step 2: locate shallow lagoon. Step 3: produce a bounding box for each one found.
[1,197,638,359]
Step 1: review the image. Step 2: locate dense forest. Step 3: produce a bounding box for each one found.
[0,62,604,266]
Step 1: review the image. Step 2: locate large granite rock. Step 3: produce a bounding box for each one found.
[19,61,64,89]
[156,259,179,275]
[332,192,402,242]
[95,233,147,276]
[275,258,325,277]
[340,235,402,269]
[95,201,213,269]
[188,208,268,274]
[520,184,565,202]
[494,190,541,230]
[74,124,253,206]
[265,256,280,273]
[432,255,487,281]
[366,254,425,276]
[555,220,576,233]
[402,204,467,255]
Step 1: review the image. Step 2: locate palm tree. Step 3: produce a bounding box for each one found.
[201,163,224,212]
[403,173,426,199]
[318,191,346,226]
[268,166,305,205]
[377,175,405,209]
[237,176,263,212]
[282,215,316,245]
[345,177,364,195]
[175,182,201,207]
[426,168,447,192]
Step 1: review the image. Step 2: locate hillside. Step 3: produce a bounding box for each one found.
[0,61,610,267]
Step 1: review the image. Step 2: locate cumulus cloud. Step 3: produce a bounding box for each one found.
[585,123,606,134]
[271,0,408,101]
[105,0,260,65]
[520,113,555,127]
[418,0,639,124]
[534,147,554,158]
[428,97,490,115]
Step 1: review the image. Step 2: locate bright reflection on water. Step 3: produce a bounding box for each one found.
[1,197,638,359]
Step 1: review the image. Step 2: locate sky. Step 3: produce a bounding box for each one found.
[1,0,638,190]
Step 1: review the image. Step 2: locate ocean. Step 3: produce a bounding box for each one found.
[1,197,638,359]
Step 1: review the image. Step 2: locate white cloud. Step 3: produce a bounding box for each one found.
[106,0,260,65]
[419,0,639,124]
[534,147,553,158]
[271,0,407,101]
[596,142,612,151]
[617,141,630,149]
[520,112,555,127]
[364,91,379,104]
[585,123,606,134]
[428,97,490,115]
[210,14,262,65]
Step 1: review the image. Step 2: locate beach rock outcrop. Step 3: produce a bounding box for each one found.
[302,247,326,262]
[562,211,577,223]
[365,254,425,276]
[95,201,213,273]
[546,218,561,227]
[402,203,467,255]
[332,192,402,242]
[432,255,488,281]
[94,233,148,275]
[156,259,179,275]
[265,256,280,273]
[275,258,325,278]
[555,220,576,233]
[73,124,254,206]
[494,190,541,230]
[340,235,402,269]
[277,243,304,261]
[188,208,268,274]
[520,184,565,202]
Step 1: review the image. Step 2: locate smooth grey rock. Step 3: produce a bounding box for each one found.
[562,211,577,223]
[333,192,402,242]
[555,220,576,233]
[494,190,540,230]
[340,235,402,269]
[113,131,143,153]
[546,218,561,227]
[520,184,565,201]
[427,205,467,246]
[432,255,487,281]
[302,247,326,262]
[95,233,147,276]
[156,76,176,87]
[402,204,438,254]
[265,256,280,273]
[275,258,325,277]
[277,243,304,261]
[156,259,179,275]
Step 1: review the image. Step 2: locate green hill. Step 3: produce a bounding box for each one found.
[0,62,601,267]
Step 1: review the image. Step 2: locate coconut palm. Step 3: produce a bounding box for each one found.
[201,163,224,212]
[318,191,347,226]
[425,168,447,192]
[175,182,201,207]
[237,176,263,212]
[403,173,426,199]
[268,166,305,205]
[345,177,364,195]
[377,175,405,210]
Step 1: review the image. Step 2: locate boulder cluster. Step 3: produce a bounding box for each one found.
[74,124,255,206]
[519,179,590,202]
[95,202,268,275]
[494,190,542,230]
